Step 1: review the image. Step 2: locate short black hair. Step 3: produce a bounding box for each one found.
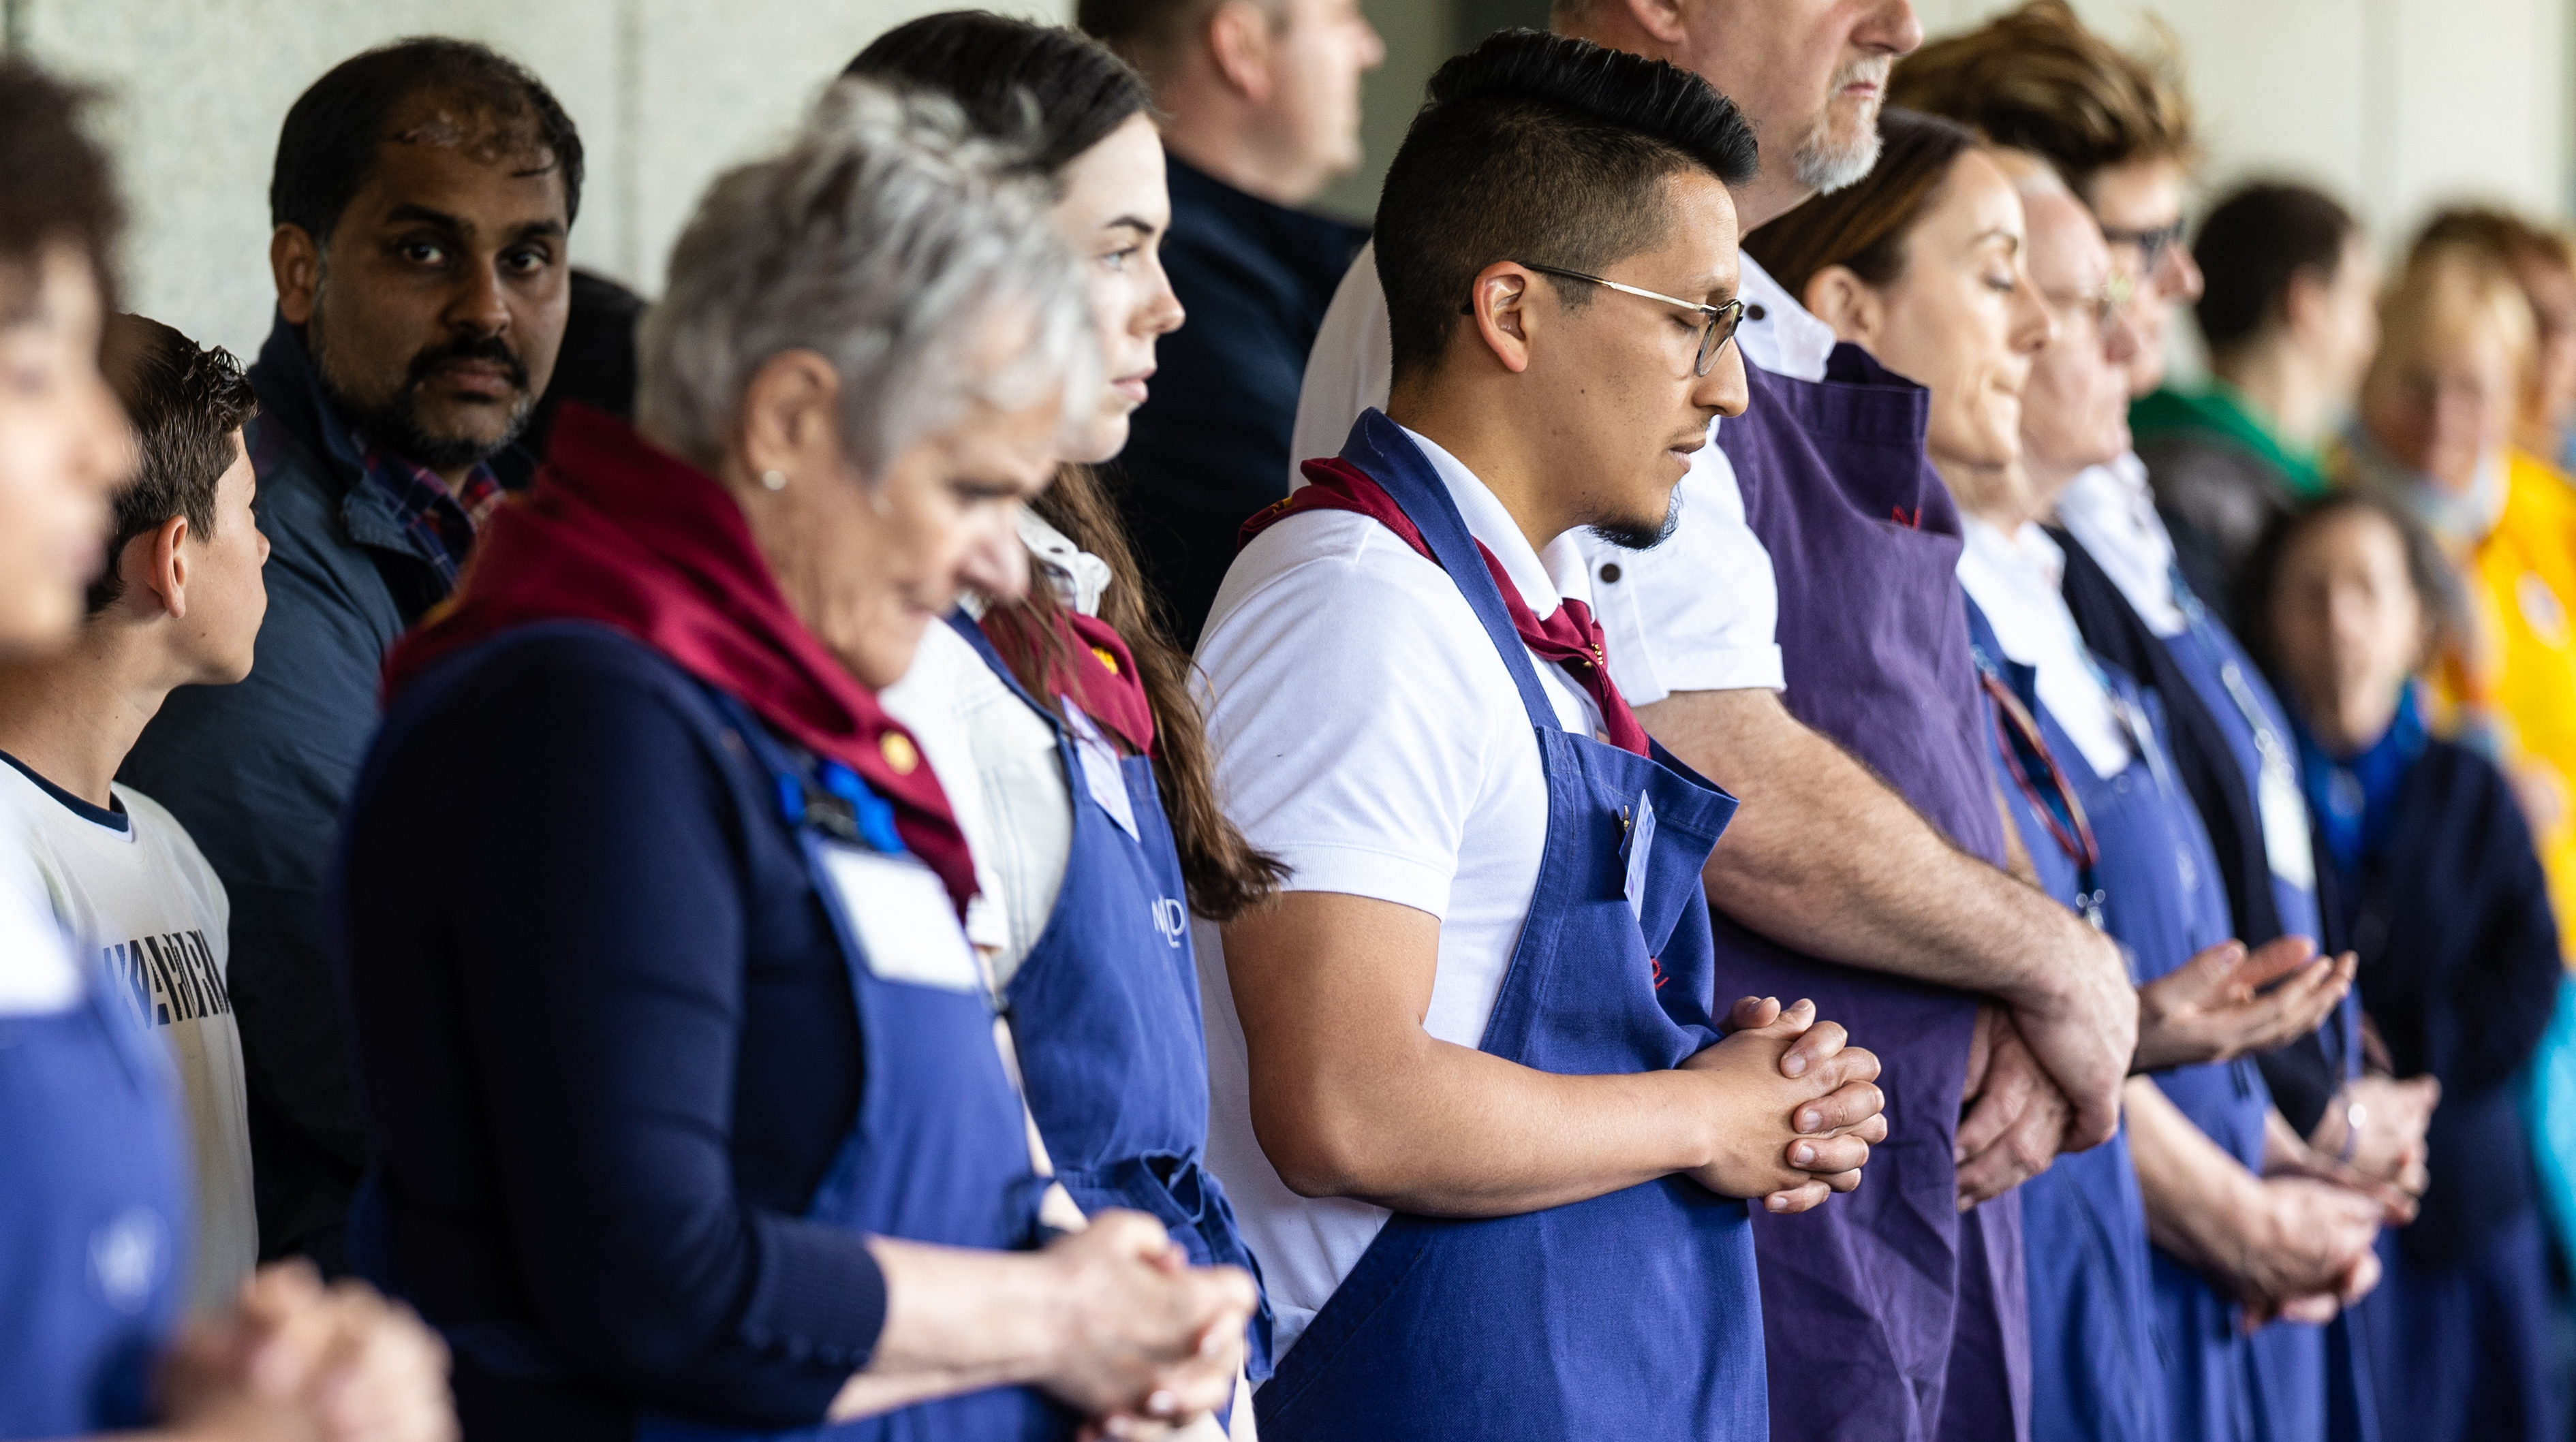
[2192,182,2358,354]
[1077,0,1241,85]
[848,11,1153,176]
[1375,29,1758,381]
[91,315,258,614]
[269,37,583,246]
[0,60,122,313]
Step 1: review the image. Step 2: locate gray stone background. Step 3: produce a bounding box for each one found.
[12,0,2571,375]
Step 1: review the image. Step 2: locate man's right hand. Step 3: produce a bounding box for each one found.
[2005,921,2138,1153]
[1681,998,1887,1213]
[2133,937,2355,1073]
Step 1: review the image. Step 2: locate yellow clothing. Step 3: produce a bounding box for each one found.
[2429,449,2576,958]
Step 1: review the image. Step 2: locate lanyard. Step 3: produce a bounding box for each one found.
[1974,651,2107,930]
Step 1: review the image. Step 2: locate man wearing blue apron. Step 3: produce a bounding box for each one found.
[1290,9,2141,1436]
[1196,33,1891,1440]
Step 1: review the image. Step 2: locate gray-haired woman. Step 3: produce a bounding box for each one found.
[332,81,1254,1442]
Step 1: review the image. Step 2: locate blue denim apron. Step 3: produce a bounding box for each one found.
[1968,598,2166,1442]
[343,624,1068,1442]
[0,961,189,1437]
[1253,414,1760,1441]
[946,617,1272,1377]
[2167,587,2374,1442]
[1718,345,2026,1441]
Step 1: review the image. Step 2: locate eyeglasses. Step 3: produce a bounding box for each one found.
[2099,219,2187,275]
[2043,268,2139,332]
[1482,262,1749,376]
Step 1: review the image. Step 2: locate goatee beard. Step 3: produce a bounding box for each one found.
[1588,492,1683,552]
[315,326,534,473]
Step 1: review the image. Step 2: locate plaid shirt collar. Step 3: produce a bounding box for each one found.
[356,439,503,589]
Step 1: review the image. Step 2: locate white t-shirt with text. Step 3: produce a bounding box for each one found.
[1,757,256,1313]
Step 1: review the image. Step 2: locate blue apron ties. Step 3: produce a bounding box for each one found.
[2167,587,2376,1442]
[944,616,1273,1380]
[339,624,1068,1442]
[0,961,189,1437]
[1253,413,1758,1441]
[1716,344,2025,1441]
[1968,599,2167,1442]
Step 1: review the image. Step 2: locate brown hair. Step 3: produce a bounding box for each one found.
[884,10,1282,918]
[1888,0,2196,201]
[90,315,259,614]
[1743,108,1981,303]
[2415,206,2576,279]
[0,61,123,315]
[982,466,1286,920]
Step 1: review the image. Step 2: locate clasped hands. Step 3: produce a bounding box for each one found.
[158,1261,456,1442]
[1955,934,2357,1208]
[1689,996,1889,1214]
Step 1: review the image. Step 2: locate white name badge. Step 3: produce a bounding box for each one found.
[2256,745,2316,891]
[1622,794,1658,921]
[816,844,982,994]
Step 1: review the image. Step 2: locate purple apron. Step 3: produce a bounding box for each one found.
[1716,345,2028,1441]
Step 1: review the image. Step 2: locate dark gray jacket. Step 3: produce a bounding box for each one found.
[120,315,532,1268]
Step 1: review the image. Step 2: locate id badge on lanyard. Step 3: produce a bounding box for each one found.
[2218,659,2316,892]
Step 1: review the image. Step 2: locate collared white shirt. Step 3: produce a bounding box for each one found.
[1193,424,1597,1362]
[1957,517,2137,780]
[2055,452,2188,637]
[1288,243,1800,702]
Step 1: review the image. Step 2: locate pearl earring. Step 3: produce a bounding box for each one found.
[760,469,788,492]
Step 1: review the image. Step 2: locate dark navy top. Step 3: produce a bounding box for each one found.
[1109,154,1366,646]
[2319,738,2564,1266]
[339,626,887,1439]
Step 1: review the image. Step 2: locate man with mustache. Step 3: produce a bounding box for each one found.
[1291,3,2142,1437]
[121,37,576,1274]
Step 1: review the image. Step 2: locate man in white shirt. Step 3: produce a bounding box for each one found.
[1290,3,2137,1437]
[0,314,268,1313]
[1200,31,1889,1439]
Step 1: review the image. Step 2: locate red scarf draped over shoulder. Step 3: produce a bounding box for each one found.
[383,403,978,914]
[1241,456,1652,756]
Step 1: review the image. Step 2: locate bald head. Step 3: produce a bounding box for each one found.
[1545,0,1923,230]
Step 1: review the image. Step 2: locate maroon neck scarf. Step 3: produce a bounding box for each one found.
[383,403,979,913]
[1241,456,1651,756]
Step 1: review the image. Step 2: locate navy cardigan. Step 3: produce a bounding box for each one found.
[339,627,887,1440]
[2321,738,2564,1266]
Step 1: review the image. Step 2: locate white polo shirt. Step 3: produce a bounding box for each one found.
[1288,246,1840,702]
[1194,424,1598,1361]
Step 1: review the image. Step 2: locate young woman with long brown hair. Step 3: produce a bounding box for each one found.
[849,15,1285,1435]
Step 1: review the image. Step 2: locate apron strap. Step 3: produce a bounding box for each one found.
[1333,410,1568,737]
